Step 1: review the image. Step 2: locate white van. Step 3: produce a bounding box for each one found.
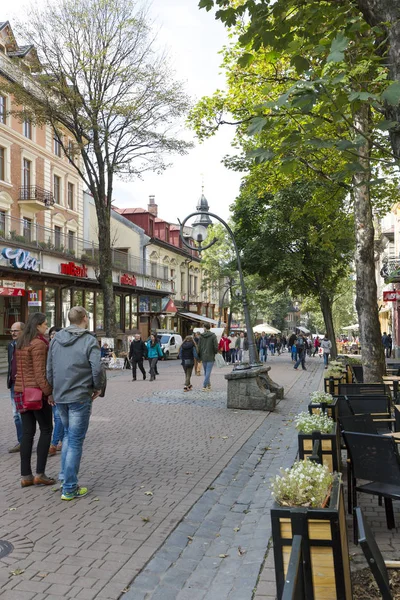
[155,331,183,359]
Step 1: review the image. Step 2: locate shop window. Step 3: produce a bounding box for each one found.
[74,289,83,306]
[62,288,71,327]
[85,291,94,331]
[53,175,61,204]
[0,147,5,181]
[23,119,32,139]
[131,296,138,329]
[54,225,62,249]
[0,96,6,124]
[27,286,43,316]
[1,296,23,335]
[67,182,74,210]
[96,292,104,330]
[23,217,32,243]
[125,295,130,330]
[115,294,122,330]
[45,287,56,328]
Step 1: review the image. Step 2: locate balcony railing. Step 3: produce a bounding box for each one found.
[19,186,55,207]
[0,215,171,282]
[381,259,400,282]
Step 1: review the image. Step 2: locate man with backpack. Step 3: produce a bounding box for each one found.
[293,334,307,371]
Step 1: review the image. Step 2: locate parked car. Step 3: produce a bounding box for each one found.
[148,331,183,359]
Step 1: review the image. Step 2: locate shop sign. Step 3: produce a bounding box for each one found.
[383,291,400,302]
[1,280,26,290]
[0,287,25,296]
[28,289,42,307]
[60,262,88,278]
[1,248,38,271]
[120,273,137,286]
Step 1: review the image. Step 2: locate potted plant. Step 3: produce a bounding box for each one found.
[308,390,338,420]
[270,461,352,600]
[296,411,341,472]
[324,361,348,395]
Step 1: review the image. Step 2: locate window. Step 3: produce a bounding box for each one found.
[23,218,32,242]
[54,134,62,157]
[131,296,138,329]
[23,119,32,139]
[151,262,157,277]
[96,292,104,330]
[163,266,168,280]
[165,227,170,243]
[0,210,5,234]
[0,96,5,124]
[68,230,75,252]
[45,287,56,328]
[125,295,130,330]
[67,140,74,163]
[180,271,185,293]
[54,225,62,249]
[85,291,95,331]
[194,277,198,295]
[53,175,61,204]
[62,288,71,328]
[23,158,31,189]
[115,295,122,330]
[67,182,74,210]
[0,147,4,181]
[190,275,194,295]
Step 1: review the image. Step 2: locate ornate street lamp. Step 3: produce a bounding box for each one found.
[179,210,259,368]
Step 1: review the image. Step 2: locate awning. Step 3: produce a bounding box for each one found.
[162,299,177,313]
[297,326,310,334]
[253,323,281,334]
[179,312,225,327]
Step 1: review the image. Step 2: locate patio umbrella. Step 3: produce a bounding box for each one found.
[342,324,359,331]
[253,323,281,334]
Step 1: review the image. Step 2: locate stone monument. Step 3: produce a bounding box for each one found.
[225,364,284,411]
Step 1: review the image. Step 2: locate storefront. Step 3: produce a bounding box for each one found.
[0,245,168,346]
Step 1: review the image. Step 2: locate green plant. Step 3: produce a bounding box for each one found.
[325,366,344,378]
[344,356,362,365]
[271,460,334,508]
[295,410,334,434]
[310,391,334,405]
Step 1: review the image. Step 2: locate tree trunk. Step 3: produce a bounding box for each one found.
[352,104,386,382]
[96,198,116,338]
[319,292,337,359]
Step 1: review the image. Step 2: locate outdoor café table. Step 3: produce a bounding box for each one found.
[383,375,400,401]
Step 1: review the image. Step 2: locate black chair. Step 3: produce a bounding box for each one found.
[351,364,364,383]
[338,383,388,396]
[339,414,378,435]
[342,431,400,542]
[355,507,393,600]
[345,396,393,433]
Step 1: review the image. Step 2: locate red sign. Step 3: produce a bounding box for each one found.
[0,287,25,296]
[120,273,137,286]
[383,291,400,302]
[60,262,88,278]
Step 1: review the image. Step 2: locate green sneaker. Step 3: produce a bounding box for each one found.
[61,486,88,501]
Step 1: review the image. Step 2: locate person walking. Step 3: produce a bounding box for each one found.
[269,335,276,356]
[229,333,237,364]
[259,332,268,363]
[14,313,55,487]
[218,331,230,363]
[313,336,321,357]
[47,306,105,501]
[48,326,64,457]
[179,335,198,391]
[129,333,147,381]
[320,334,332,369]
[7,321,24,453]
[193,331,202,375]
[387,334,393,358]
[293,334,307,371]
[235,331,249,363]
[197,323,218,391]
[146,333,163,381]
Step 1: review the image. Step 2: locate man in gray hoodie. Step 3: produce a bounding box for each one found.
[47,306,105,501]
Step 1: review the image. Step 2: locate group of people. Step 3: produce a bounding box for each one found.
[382,332,393,358]
[286,332,332,370]
[128,333,163,382]
[7,307,105,500]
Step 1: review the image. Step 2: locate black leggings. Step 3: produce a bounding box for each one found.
[20,401,53,477]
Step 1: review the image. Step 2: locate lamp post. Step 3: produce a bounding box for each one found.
[179,211,259,368]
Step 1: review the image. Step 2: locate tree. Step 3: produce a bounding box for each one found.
[194,0,400,380]
[8,0,191,335]
[232,180,355,358]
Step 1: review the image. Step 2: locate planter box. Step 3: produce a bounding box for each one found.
[308,398,338,421]
[324,373,347,396]
[271,475,352,600]
[298,423,341,472]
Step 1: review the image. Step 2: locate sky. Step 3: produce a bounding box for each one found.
[8,0,244,224]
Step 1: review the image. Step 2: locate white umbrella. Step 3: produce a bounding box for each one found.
[297,326,310,334]
[342,324,359,331]
[253,323,281,334]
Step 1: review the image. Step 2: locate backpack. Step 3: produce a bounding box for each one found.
[296,337,304,349]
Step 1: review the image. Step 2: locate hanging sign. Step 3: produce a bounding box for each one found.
[1,248,38,271]
[1,280,26,290]
[383,291,400,302]
[0,288,25,296]
[28,289,42,307]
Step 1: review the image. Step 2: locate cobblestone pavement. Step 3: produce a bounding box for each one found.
[0,353,291,600]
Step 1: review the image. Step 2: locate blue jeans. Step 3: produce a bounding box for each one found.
[51,404,65,446]
[203,361,214,388]
[10,384,23,444]
[294,351,306,370]
[259,347,267,362]
[323,353,329,366]
[57,400,92,494]
[269,343,275,355]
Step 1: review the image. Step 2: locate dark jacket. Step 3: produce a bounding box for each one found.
[47,325,105,403]
[179,341,198,366]
[235,336,249,350]
[197,330,218,362]
[129,340,147,360]
[7,340,15,389]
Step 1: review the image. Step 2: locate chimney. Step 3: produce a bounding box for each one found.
[148,194,158,217]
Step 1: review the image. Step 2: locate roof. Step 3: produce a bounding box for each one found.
[114,207,148,215]
[8,44,34,57]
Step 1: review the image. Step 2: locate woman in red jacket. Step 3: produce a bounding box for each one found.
[14,312,55,488]
[218,332,231,364]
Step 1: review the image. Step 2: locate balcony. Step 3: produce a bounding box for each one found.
[19,186,55,211]
[381,259,400,283]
